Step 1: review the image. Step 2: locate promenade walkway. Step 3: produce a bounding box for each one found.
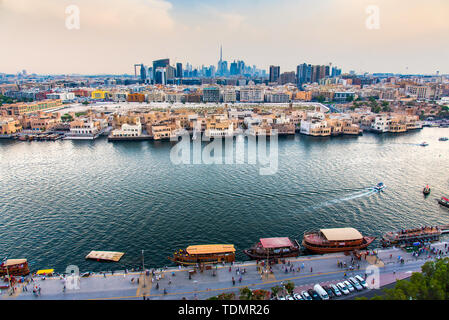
[3,241,448,300]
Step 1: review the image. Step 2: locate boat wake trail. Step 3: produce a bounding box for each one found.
[309,188,377,210]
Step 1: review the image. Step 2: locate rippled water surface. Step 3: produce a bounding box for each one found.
[1,128,449,272]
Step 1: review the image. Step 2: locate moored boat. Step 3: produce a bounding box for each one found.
[168,244,235,266]
[302,228,375,254]
[423,185,431,195]
[381,226,441,247]
[439,137,448,141]
[243,237,300,260]
[0,259,30,276]
[420,142,429,146]
[438,196,449,208]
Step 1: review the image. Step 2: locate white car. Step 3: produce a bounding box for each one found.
[344,280,355,292]
[301,290,312,300]
[285,294,295,300]
[355,275,368,289]
[337,282,350,295]
[278,296,286,300]
[349,277,363,291]
[331,284,342,297]
[293,293,304,300]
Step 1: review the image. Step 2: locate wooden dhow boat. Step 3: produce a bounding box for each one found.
[168,244,235,266]
[381,226,441,247]
[0,259,30,277]
[302,228,375,254]
[243,237,300,260]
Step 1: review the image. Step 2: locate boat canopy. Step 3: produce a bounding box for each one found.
[36,269,54,275]
[320,228,363,241]
[2,259,27,267]
[186,244,235,255]
[260,237,293,249]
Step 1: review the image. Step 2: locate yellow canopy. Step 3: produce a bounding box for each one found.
[36,269,54,275]
[186,244,235,255]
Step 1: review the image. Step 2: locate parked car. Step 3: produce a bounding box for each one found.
[322,285,335,299]
[313,284,329,300]
[355,275,368,289]
[331,284,342,297]
[301,290,312,300]
[285,294,295,300]
[277,296,286,300]
[343,280,355,292]
[337,282,350,295]
[307,289,322,300]
[349,277,363,291]
[293,293,304,300]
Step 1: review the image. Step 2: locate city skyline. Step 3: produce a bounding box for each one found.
[1,0,449,75]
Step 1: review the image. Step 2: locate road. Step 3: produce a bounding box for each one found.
[3,241,447,300]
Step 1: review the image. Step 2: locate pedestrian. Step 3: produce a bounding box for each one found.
[310,267,313,273]
[239,276,242,283]
[232,277,235,285]
[156,282,159,290]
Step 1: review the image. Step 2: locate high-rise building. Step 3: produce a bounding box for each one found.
[176,63,183,78]
[152,58,170,83]
[269,65,280,83]
[217,45,228,76]
[296,63,312,86]
[154,67,166,85]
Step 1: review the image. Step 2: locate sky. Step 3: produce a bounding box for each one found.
[0,0,448,75]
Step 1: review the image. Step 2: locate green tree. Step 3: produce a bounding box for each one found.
[316,95,326,103]
[284,281,295,294]
[239,287,253,300]
[372,258,449,300]
[271,285,282,298]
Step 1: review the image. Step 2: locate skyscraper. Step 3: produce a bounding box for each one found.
[296,63,312,87]
[152,58,170,83]
[176,63,183,78]
[269,65,280,83]
[217,45,228,76]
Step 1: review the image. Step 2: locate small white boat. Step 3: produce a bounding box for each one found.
[374,182,386,192]
[420,142,429,147]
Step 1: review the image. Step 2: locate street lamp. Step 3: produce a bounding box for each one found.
[142,250,146,288]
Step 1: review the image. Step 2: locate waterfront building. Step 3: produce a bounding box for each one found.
[204,116,234,138]
[300,113,331,136]
[67,116,107,139]
[30,112,61,132]
[0,117,22,135]
[110,116,142,138]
